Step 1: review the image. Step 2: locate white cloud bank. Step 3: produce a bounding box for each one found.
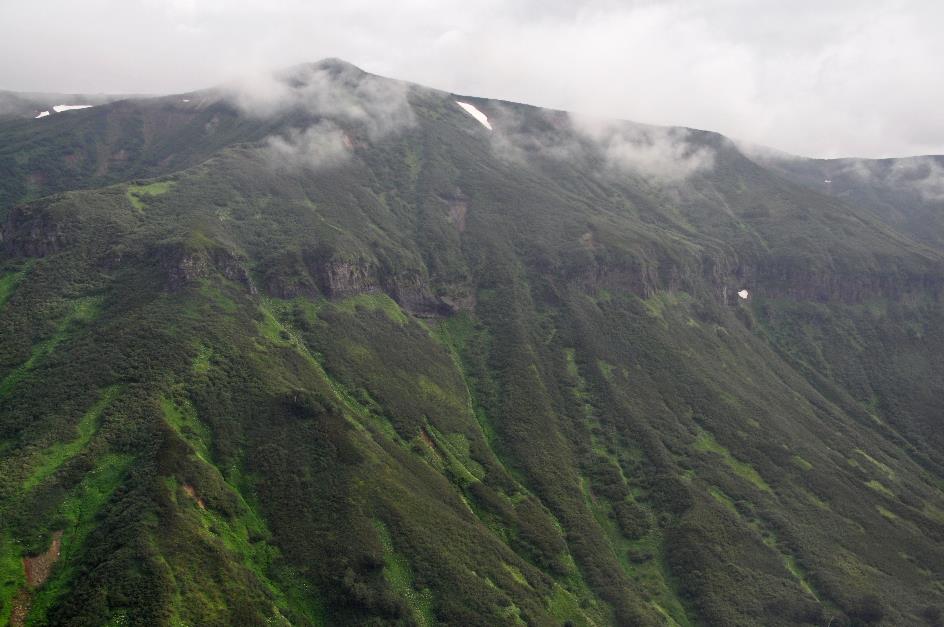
[1,1,942,158]
[230,62,415,170]
[845,157,944,202]
[573,116,715,182]
[482,103,715,183]
[226,62,414,139]
[262,121,351,171]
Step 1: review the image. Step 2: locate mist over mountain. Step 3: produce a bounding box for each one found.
[1,59,943,627]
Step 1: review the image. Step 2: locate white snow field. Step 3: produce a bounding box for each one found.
[455,101,492,130]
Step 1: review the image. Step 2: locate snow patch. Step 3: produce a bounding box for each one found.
[455,101,492,130]
[181,99,191,103]
[34,111,50,119]
[52,104,93,113]
[738,289,750,299]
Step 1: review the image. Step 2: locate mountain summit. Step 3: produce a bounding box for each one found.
[0,62,942,626]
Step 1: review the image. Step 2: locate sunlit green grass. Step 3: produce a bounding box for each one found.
[126,180,175,210]
[24,386,120,491]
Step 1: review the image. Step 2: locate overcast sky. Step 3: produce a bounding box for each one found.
[2,0,942,158]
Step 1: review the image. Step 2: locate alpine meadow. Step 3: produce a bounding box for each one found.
[1,58,943,626]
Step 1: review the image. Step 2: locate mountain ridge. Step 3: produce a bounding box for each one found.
[0,60,943,626]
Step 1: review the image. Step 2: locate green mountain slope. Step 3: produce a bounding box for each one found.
[745,148,944,252]
[1,59,942,626]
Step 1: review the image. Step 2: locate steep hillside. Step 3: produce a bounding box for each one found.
[746,148,944,252]
[1,60,942,626]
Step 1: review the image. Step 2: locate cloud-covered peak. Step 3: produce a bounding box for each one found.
[223,61,415,136]
[221,59,415,171]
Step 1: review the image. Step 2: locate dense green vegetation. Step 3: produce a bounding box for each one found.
[0,59,942,625]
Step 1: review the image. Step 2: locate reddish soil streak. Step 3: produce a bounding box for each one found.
[12,531,64,626]
[23,531,63,587]
[419,427,436,451]
[182,483,206,509]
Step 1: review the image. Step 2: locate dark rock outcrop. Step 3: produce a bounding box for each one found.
[298,251,454,316]
[156,241,256,294]
[1,205,68,257]
[316,259,380,297]
[568,242,944,306]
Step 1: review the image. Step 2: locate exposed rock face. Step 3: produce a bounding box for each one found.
[1,205,67,257]
[715,258,944,304]
[448,200,467,233]
[569,252,698,300]
[382,271,454,317]
[262,251,320,299]
[211,248,257,294]
[569,245,944,305]
[316,259,380,297]
[163,248,209,289]
[263,273,319,299]
[747,264,944,303]
[438,286,476,314]
[572,263,658,298]
[299,252,453,315]
[157,242,256,294]
[439,191,469,233]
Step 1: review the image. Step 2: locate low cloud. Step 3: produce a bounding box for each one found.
[226,61,415,170]
[226,62,415,140]
[2,2,942,159]
[485,104,714,183]
[573,117,715,182]
[484,103,584,165]
[845,157,944,202]
[731,138,799,163]
[263,121,350,171]
[898,158,944,202]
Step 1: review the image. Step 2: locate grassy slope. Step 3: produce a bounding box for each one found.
[0,70,942,626]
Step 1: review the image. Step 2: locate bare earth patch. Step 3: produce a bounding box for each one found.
[23,530,63,587]
[9,588,31,627]
[11,531,63,626]
[419,427,437,451]
[448,200,467,232]
[182,483,206,509]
